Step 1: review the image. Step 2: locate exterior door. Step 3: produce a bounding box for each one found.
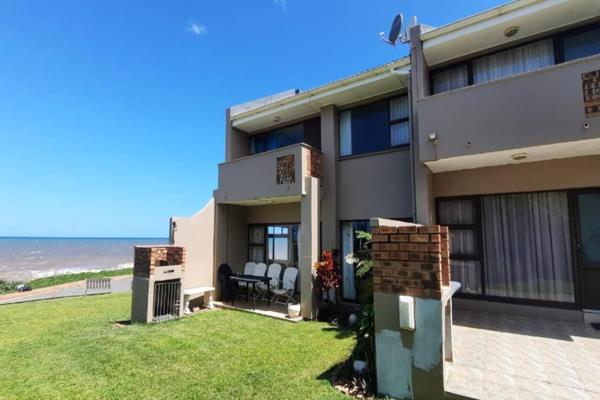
[574,190,600,310]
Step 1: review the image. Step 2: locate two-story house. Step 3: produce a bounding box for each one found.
[170,0,600,322]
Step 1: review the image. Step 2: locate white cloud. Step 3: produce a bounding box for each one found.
[188,22,207,37]
[274,0,287,10]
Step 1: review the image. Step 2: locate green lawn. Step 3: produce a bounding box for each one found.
[0,269,133,295]
[28,268,133,290]
[0,292,354,399]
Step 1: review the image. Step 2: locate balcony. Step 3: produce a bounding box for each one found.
[214,143,322,205]
[418,54,600,172]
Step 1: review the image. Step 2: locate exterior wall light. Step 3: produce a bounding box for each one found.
[428,131,438,142]
[504,26,519,37]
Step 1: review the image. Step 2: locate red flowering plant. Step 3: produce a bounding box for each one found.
[313,249,341,306]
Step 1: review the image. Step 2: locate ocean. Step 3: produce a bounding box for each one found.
[0,237,168,282]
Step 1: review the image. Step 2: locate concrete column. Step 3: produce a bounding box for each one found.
[409,25,435,225]
[300,176,320,319]
[320,105,339,250]
[370,220,451,399]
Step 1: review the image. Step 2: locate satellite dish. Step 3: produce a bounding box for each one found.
[380,12,419,46]
[388,14,403,45]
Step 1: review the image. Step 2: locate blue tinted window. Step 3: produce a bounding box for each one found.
[249,118,320,155]
[564,27,600,62]
[350,100,390,156]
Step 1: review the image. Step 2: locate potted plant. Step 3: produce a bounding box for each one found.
[313,249,341,322]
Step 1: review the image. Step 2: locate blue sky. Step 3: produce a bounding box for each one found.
[0,0,502,238]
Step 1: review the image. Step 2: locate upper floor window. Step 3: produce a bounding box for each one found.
[339,95,410,157]
[472,39,554,84]
[431,22,600,95]
[249,117,320,155]
[563,26,600,62]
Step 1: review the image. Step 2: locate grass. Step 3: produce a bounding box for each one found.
[0,292,354,399]
[0,269,133,294]
[28,268,133,290]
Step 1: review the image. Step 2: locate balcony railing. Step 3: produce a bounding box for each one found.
[214,143,322,204]
[418,54,600,165]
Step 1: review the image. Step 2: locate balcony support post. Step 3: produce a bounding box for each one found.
[300,176,320,319]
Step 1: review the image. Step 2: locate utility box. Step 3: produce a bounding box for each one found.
[399,296,415,330]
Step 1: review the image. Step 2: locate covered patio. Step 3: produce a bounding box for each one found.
[446,308,600,400]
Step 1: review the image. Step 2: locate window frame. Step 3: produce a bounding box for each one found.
[248,223,300,267]
[429,20,600,95]
[338,94,410,159]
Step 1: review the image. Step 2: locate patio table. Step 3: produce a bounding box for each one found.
[229,274,272,307]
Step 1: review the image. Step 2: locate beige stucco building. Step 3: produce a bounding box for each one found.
[171,0,600,321]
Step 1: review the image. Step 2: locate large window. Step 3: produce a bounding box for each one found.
[250,117,320,155]
[339,95,410,157]
[431,22,600,95]
[438,191,576,304]
[341,220,370,300]
[248,224,299,268]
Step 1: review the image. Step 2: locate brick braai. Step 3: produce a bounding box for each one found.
[134,246,186,278]
[371,224,450,299]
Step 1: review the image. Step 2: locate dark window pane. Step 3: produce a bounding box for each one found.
[577,193,600,264]
[564,27,600,62]
[350,100,389,155]
[249,118,321,155]
[303,117,321,149]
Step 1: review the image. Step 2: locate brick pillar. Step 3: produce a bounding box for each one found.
[371,219,451,400]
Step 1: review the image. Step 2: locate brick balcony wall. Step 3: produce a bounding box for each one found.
[134,246,186,278]
[371,224,450,300]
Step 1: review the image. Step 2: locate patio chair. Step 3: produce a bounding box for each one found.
[255,263,281,301]
[272,267,298,305]
[253,263,267,278]
[237,261,257,296]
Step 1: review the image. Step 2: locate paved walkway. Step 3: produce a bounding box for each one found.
[0,276,132,305]
[446,309,600,400]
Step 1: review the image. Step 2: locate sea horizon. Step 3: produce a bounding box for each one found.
[0,237,169,282]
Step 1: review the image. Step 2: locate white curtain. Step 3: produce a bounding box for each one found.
[341,222,356,300]
[389,96,408,120]
[438,199,475,225]
[473,39,554,84]
[482,192,574,303]
[391,122,410,147]
[339,111,352,157]
[432,65,469,94]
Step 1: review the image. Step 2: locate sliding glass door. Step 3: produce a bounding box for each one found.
[482,192,574,303]
[438,190,576,305]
